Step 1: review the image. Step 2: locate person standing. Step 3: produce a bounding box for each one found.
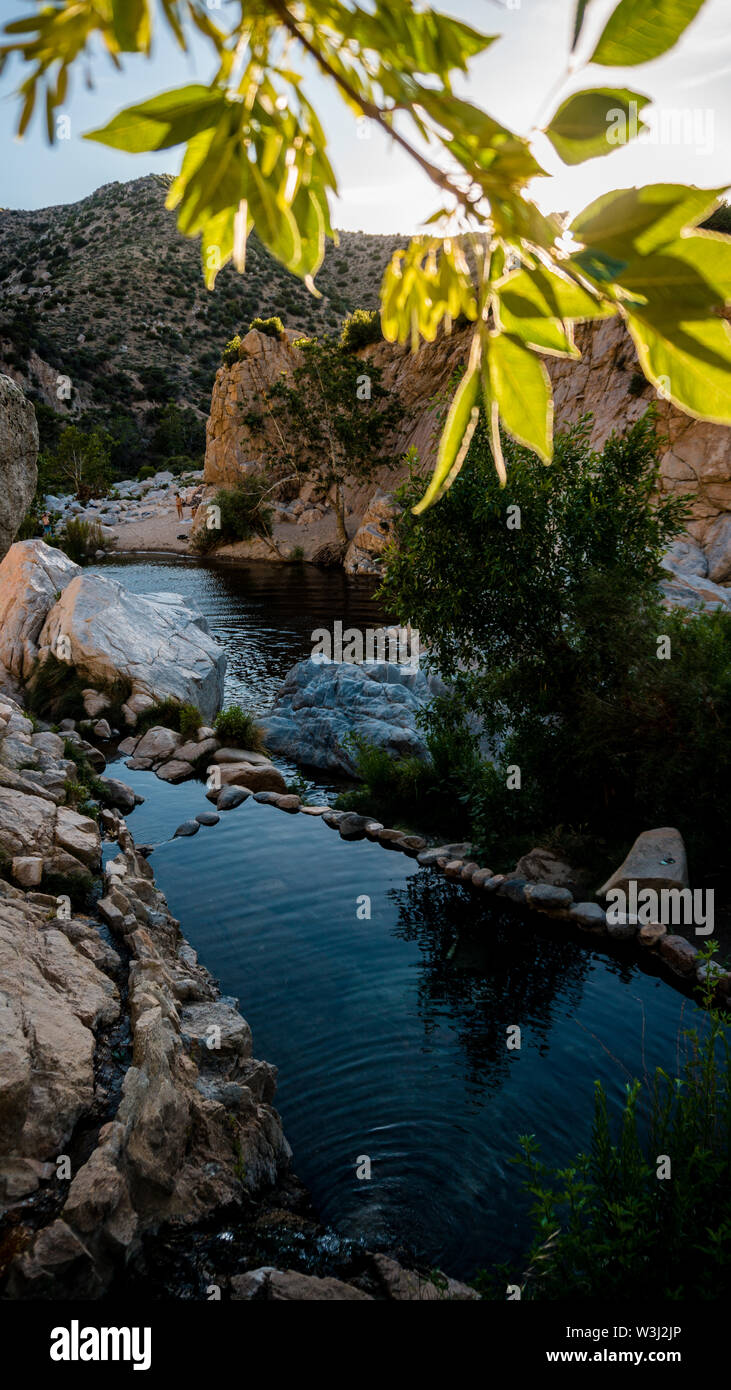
[175,493,184,520]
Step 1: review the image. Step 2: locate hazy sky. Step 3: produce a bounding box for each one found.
[0,0,729,232]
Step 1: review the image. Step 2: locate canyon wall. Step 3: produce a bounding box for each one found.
[205,321,731,583]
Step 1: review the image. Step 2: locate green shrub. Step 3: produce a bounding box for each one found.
[340,308,382,351]
[628,369,648,396]
[336,711,478,837]
[191,476,273,554]
[249,316,284,340]
[380,409,731,875]
[135,699,202,739]
[214,705,266,751]
[137,465,155,481]
[28,656,131,726]
[27,655,86,721]
[222,334,242,366]
[40,867,94,908]
[476,957,731,1299]
[56,517,104,565]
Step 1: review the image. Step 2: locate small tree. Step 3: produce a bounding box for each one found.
[43,424,112,500]
[265,336,398,542]
[340,308,383,351]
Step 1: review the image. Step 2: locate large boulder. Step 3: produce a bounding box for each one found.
[261,656,438,775]
[704,513,731,585]
[343,489,400,576]
[37,573,226,722]
[0,540,80,680]
[0,892,119,1193]
[0,376,38,561]
[598,827,688,899]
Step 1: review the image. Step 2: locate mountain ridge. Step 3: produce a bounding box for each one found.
[0,172,407,469]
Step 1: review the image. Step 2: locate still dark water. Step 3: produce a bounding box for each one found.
[96,558,704,1280]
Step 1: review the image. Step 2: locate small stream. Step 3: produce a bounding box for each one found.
[94,557,706,1280]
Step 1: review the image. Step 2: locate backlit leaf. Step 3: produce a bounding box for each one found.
[591,0,708,67]
[413,345,481,514]
[545,88,650,164]
[625,310,731,424]
[488,332,553,463]
[85,85,224,153]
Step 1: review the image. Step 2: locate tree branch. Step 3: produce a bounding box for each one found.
[268,0,474,215]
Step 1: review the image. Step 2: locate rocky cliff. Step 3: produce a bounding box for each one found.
[0,375,38,563]
[204,320,731,587]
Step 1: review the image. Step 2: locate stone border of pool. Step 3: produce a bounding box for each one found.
[243,792,731,1013]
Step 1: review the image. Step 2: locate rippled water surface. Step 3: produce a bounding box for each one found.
[96,558,703,1279]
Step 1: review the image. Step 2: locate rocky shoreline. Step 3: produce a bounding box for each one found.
[0,689,482,1301]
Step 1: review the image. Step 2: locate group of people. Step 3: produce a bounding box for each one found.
[175,490,201,521]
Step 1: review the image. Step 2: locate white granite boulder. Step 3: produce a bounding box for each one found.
[37,573,226,722]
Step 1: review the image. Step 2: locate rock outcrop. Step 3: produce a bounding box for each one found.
[598,827,689,899]
[0,375,38,562]
[205,319,731,590]
[37,570,226,723]
[0,691,290,1298]
[204,329,301,486]
[261,656,441,775]
[0,541,228,722]
[344,488,400,575]
[0,540,80,680]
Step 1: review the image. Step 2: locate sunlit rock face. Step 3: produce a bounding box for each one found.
[205,320,731,586]
[0,375,38,561]
[0,540,80,680]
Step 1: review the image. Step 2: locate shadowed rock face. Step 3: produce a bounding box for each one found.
[36,571,227,723]
[0,375,38,561]
[261,656,442,775]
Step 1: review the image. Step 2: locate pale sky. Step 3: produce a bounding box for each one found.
[0,0,729,231]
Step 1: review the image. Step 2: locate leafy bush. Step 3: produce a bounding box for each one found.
[191,476,273,554]
[222,334,242,366]
[214,705,266,751]
[340,308,383,351]
[136,699,202,740]
[336,704,479,836]
[249,316,284,339]
[478,960,731,1299]
[137,465,155,481]
[56,517,104,565]
[380,408,731,876]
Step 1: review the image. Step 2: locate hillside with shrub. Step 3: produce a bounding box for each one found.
[0,173,407,477]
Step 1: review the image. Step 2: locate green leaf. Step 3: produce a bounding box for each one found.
[247,163,301,272]
[498,263,613,322]
[572,0,594,49]
[412,347,481,514]
[84,85,224,153]
[545,88,650,164]
[570,184,726,258]
[591,0,708,67]
[111,0,151,53]
[488,333,553,463]
[496,302,579,357]
[618,245,729,320]
[625,310,731,424]
[571,248,629,283]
